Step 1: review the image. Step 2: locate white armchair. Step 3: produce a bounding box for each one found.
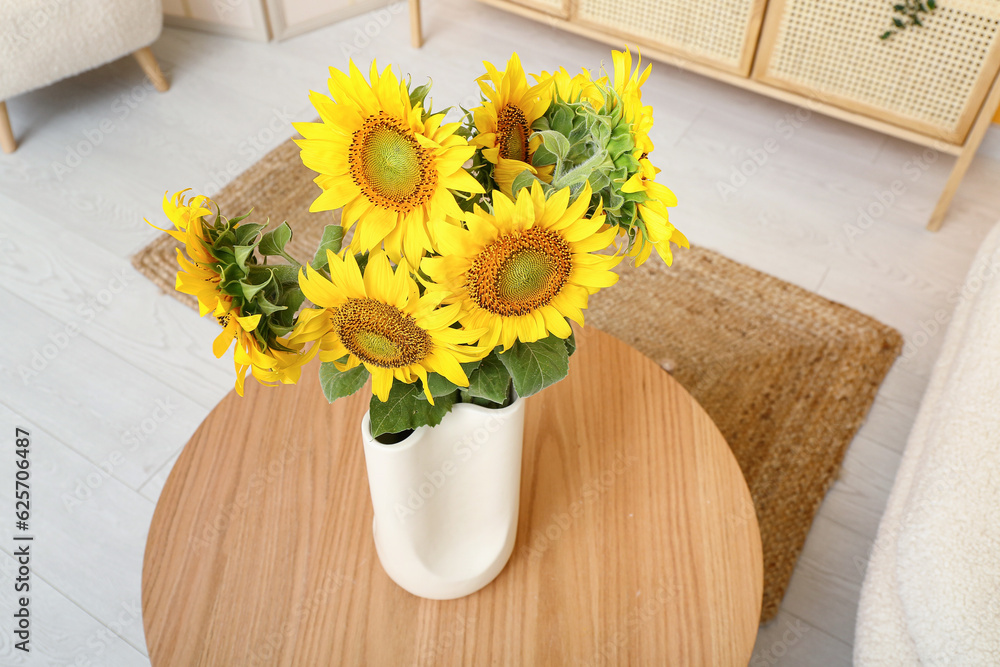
[0,0,168,153]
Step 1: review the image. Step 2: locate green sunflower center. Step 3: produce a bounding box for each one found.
[467,228,572,317]
[333,298,431,368]
[498,249,559,303]
[496,105,530,162]
[350,113,437,213]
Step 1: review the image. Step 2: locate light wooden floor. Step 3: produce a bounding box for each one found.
[1,1,999,664]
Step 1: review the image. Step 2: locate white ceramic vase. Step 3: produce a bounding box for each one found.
[360,397,526,600]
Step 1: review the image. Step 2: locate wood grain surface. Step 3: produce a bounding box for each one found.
[141,328,762,665]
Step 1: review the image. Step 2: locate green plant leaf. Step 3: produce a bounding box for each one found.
[233,244,256,271]
[270,264,301,286]
[510,169,543,198]
[498,335,569,398]
[369,381,456,438]
[409,78,433,111]
[354,252,370,275]
[259,222,293,256]
[466,352,511,403]
[565,329,577,357]
[311,225,344,270]
[239,271,272,301]
[536,130,571,160]
[422,373,462,399]
[253,292,286,315]
[319,362,369,403]
[234,222,265,245]
[415,362,480,402]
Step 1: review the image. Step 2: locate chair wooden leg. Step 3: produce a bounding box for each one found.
[409,0,423,48]
[0,102,16,154]
[133,47,169,93]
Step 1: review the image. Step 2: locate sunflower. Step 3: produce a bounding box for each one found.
[610,49,654,156]
[422,181,620,351]
[291,252,486,403]
[621,157,689,265]
[294,60,484,266]
[472,53,553,196]
[534,66,603,107]
[609,48,688,265]
[546,48,684,266]
[147,191,222,316]
[147,190,314,396]
[214,307,315,396]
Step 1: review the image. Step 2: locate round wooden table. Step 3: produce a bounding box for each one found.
[142,328,762,666]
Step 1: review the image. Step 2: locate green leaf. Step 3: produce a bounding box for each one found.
[466,352,511,404]
[319,362,369,403]
[553,148,611,190]
[369,381,456,438]
[536,130,571,160]
[239,271,272,301]
[259,222,293,256]
[311,224,344,270]
[880,30,893,39]
[510,169,543,198]
[565,329,577,357]
[270,264,301,286]
[234,222,265,245]
[276,289,304,324]
[253,292,286,315]
[354,252,370,275]
[415,363,480,402]
[893,17,905,27]
[228,210,253,226]
[497,335,569,398]
[531,142,558,166]
[233,244,256,271]
[408,78,433,110]
[421,373,462,399]
[928,0,936,8]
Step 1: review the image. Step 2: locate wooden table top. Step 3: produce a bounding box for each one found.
[142,327,763,666]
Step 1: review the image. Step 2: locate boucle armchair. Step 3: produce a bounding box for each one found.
[0,0,168,153]
[854,222,1000,665]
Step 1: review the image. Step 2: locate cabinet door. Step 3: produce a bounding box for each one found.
[753,0,1000,144]
[509,0,570,19]
[571,0,769,75]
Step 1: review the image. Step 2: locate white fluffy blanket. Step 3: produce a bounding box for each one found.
[855,223,1000,666]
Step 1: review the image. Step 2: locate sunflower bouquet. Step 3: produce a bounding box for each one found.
[151,49,686,439]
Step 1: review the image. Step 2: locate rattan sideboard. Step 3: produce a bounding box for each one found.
[460,0,1000,231]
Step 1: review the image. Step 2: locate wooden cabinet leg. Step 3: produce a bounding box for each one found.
[409,0,423,48]
[0,102,15,154]
[133,47,170,93]
[927,71,1000,231]
[927,147,976,232]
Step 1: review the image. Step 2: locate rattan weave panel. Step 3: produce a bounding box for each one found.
[573,0,759,71]
[760,0,1000,140]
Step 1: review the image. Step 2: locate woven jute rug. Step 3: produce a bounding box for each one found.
[133,138,902,623]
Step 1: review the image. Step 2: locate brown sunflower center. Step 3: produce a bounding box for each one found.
[466,228,572,316]
[496,105,530,162]
[349,112,437,213]
[333,298,431,368]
